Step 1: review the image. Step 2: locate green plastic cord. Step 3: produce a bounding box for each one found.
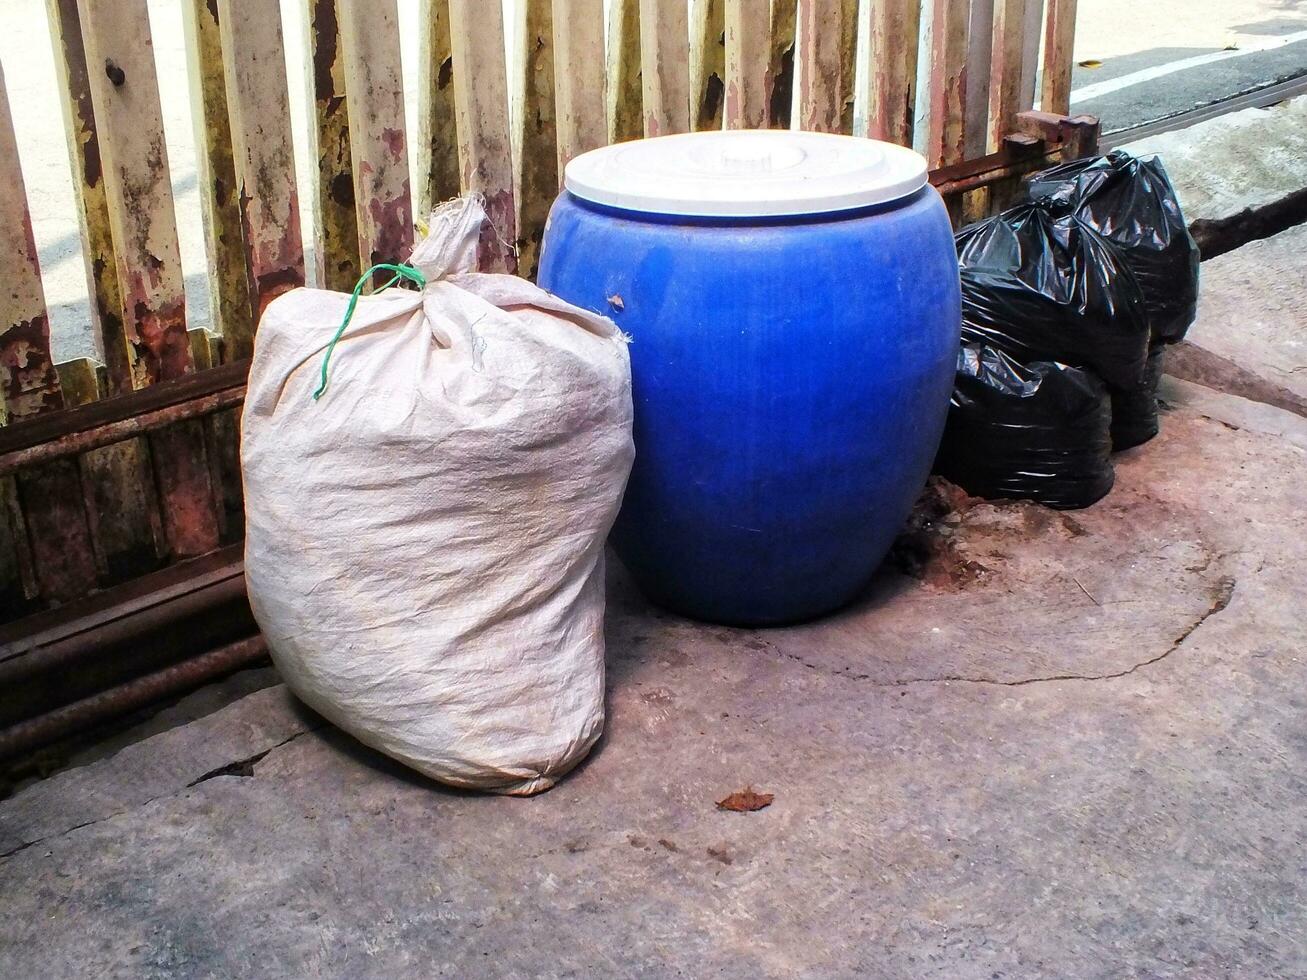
[313,263,427,401]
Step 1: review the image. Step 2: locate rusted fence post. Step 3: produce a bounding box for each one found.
[796,0,857,134]
[691,0,726,131]
[77,0,221,561]
[338,0,414,274]
[448,0,518,272]
[181,0,253,360]
[416,0,460,219]
[608,0,643,142]
[767,0,797,128]
[639,0,691,136]
[305,0,362,291]
[48,0,168,582]
[0,73,65,423]
[725,0,770,129]
[0,62,100,606]
[1041,0,1077,114]
[515,0,559,277]
[552,0,607,168]
[865,0,922,145]
[217,0,306,322]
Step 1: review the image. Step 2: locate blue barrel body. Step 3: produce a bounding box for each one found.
[538,187,961,625]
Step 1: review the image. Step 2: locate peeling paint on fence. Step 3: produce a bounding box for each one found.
[306,0,361,291]
[692,0,726,131]
[1041,0,1077,115]
[339,0,414,276]
[923,0,971,170]
[607,0,643,143]
[218,0,306,317]
[46,0,129,391]
[639,0,690,137]
[448,0,518,273]
[866,0,922,145]
[182,0,255,359]
[796,0,857,134]
[551,0,606,172]
[76,0,194,388]
[725,0,769,129]
[515,0,559,278]
[417,0,460,217]
[0,64,65,421]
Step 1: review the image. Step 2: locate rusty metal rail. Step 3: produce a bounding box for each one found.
[0,635,267,761]
[0,543,258,760]
[0,361,248,476]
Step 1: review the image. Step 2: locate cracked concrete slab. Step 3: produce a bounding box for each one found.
[0,395,1305,977]
[1118,96,1307,228]
[1181,223,1307,405]
[1161,375,1307,450]
[0,686,319,858]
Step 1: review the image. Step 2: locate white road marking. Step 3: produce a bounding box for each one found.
[1070,28,1307,103]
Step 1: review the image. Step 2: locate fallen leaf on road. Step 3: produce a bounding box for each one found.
[716,788,774,812]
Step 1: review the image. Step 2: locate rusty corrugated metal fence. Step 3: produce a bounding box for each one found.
[0,0,1088,628]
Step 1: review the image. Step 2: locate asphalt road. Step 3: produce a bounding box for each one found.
[1070,0,1307,131]
[0,0,1303,361]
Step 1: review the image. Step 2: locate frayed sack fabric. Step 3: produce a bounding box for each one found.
[242,198,634,795]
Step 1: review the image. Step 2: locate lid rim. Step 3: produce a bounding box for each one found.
[563,130,930,219]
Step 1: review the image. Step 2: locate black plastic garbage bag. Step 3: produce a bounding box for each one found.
[935,343,1115,510]
[1025,150,1199,344]
[956,203,1150,389]
[1109,343,1166,452]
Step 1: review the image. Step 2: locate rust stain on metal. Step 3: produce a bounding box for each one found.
[311,0,340,105]
[514,0,558,277]
[607,0,643,142]
[129,298,191,384]
[367,178,415,269]
[0,317,63,419]
[0,63,67,422]
[236,178,305,320]
[46,0,133,390]
[150,421,220,558]
[221,0,306,348]
[339,0,414,274]
[867,0,920,145]
[381,125,405,158]
[14,462,100,603]
[923,0,969,169]
[309,0,361,290]
[183,0,256,361]
[479,187,518,275]
[796,0,855,133]
[416,0,460,213]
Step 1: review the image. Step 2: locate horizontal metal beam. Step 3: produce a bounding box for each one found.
[0,359,249,474]
[0,634,267,760]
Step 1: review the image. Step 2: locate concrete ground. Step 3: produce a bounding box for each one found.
[1116,96,1307,224]
[1,223,1306,975]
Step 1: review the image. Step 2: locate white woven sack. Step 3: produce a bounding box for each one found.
[241,197,633,795]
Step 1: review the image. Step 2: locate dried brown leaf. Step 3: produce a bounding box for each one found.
[716,787,774,812]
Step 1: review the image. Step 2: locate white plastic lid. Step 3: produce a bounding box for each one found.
[563,129,929,218]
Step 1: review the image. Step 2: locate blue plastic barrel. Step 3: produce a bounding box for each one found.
[539,131,960,625]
